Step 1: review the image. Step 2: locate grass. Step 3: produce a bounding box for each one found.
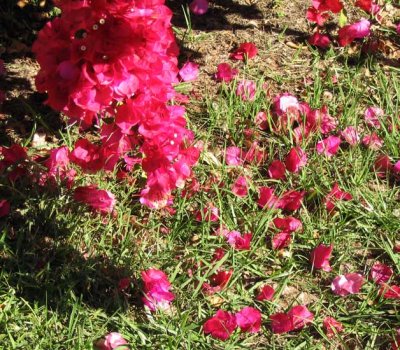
[1,5,400,350]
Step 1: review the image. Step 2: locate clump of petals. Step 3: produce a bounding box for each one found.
[308,32,331,48]
[268,160,286,180]
[340,126,360,146]
[202,270,233,294]
[362,132,383,150]
[316,136,341,157]
[227,231,252,250]
[270,305,314,334]
[323,317,344,338]
[96,332,128,350]
[331,273,364,296]
[230,42,258,61]
[203,310,237,340]
[338,19,371,47]
[257,186,278,209]
[215,63,238,82]
[379,284,400,299]
[235,307,261,333]
[324,183,352,212]
[236,80,256,101]
[364,106,384,129]
[142,269,175,311]
[74,185,116,214]
[370,262,393,284]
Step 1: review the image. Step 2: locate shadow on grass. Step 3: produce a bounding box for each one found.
[0,187,142,316]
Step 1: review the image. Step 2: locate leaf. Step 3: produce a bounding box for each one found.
[338,10,347,27]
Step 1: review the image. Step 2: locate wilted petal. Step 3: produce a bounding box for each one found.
[235,307,261,333]
[331,273,364,296]
[310,244,333,272]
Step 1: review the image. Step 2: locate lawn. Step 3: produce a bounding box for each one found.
[0,0,400,349]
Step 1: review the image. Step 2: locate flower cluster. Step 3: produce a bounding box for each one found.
[33,0,200,209]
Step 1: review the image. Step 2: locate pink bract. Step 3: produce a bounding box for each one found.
[362,132,383,150]
[338,19,371,47]
[231,176,248,197]
[236,79,256,101]
[268,160,286,180]
[141,268,175,311]
[331,273,365,296]
[310,244,333,272]
[235,307,261,333]
[230,42,258,61]
[96,332,128,350]
[371,262,393,285]
[215,63,238,82]
[323,317,344,338]
[227,231,252,250]
[270,305,314,334]
[203,310,237,340]
[256,285,275,301]
[312,0,343,13]
[340,126,360,146]
[179,61,199,82]
[316,135,341,157]
[364,106,384,129]
[285,147,307,173]
[308,32,331,48]
[73,185,116,214]
[189,0,209,15]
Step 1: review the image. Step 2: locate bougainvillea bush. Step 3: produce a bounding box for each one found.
[33,0,199,209]
[1,0,400,349]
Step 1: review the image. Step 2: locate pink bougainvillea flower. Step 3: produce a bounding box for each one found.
[316,136,341,157]
[0,199,10,218]
[227,231,252,250]
[179,61,199,82]
[324,183,352,212]
[225,146,244,166]
[364,106,384,129]
[285,147,307,173]
[307,105,337,134]
[256,285,275,301]
[212,248,226,262]
[268,160,286,180]
[236,79,256,101]
[74,185,116,214]
[323,317,344,338]
[308,31,331,48]
[273,216,302,232]
[195,205,219,222]
[255,111,268,130]
[272,231,292,250]
[310,244,333,272]
[96,332,129,350]
[331,273,364,296]
[312,0,343,13]
[231,176,248,197]
[273,93,301,117]
[70,139,103,173]
[257,186,278,209]
[306,8,330,26]
[355,0,380,15]
[379,284,400,299]
[189,0,209,15]
[340,126,360,146]
[202,269,233,294]
[230,42,258,61]
[270,305,314,334]
[141,269,175,311]
[215,63,238,82]
[370,262,393,285]
[338,19,371,47]
[374,155,393,177]
[277,190,306,211]
[235,307,261,333]
[203,309,237,340]
[362,132,383,150]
